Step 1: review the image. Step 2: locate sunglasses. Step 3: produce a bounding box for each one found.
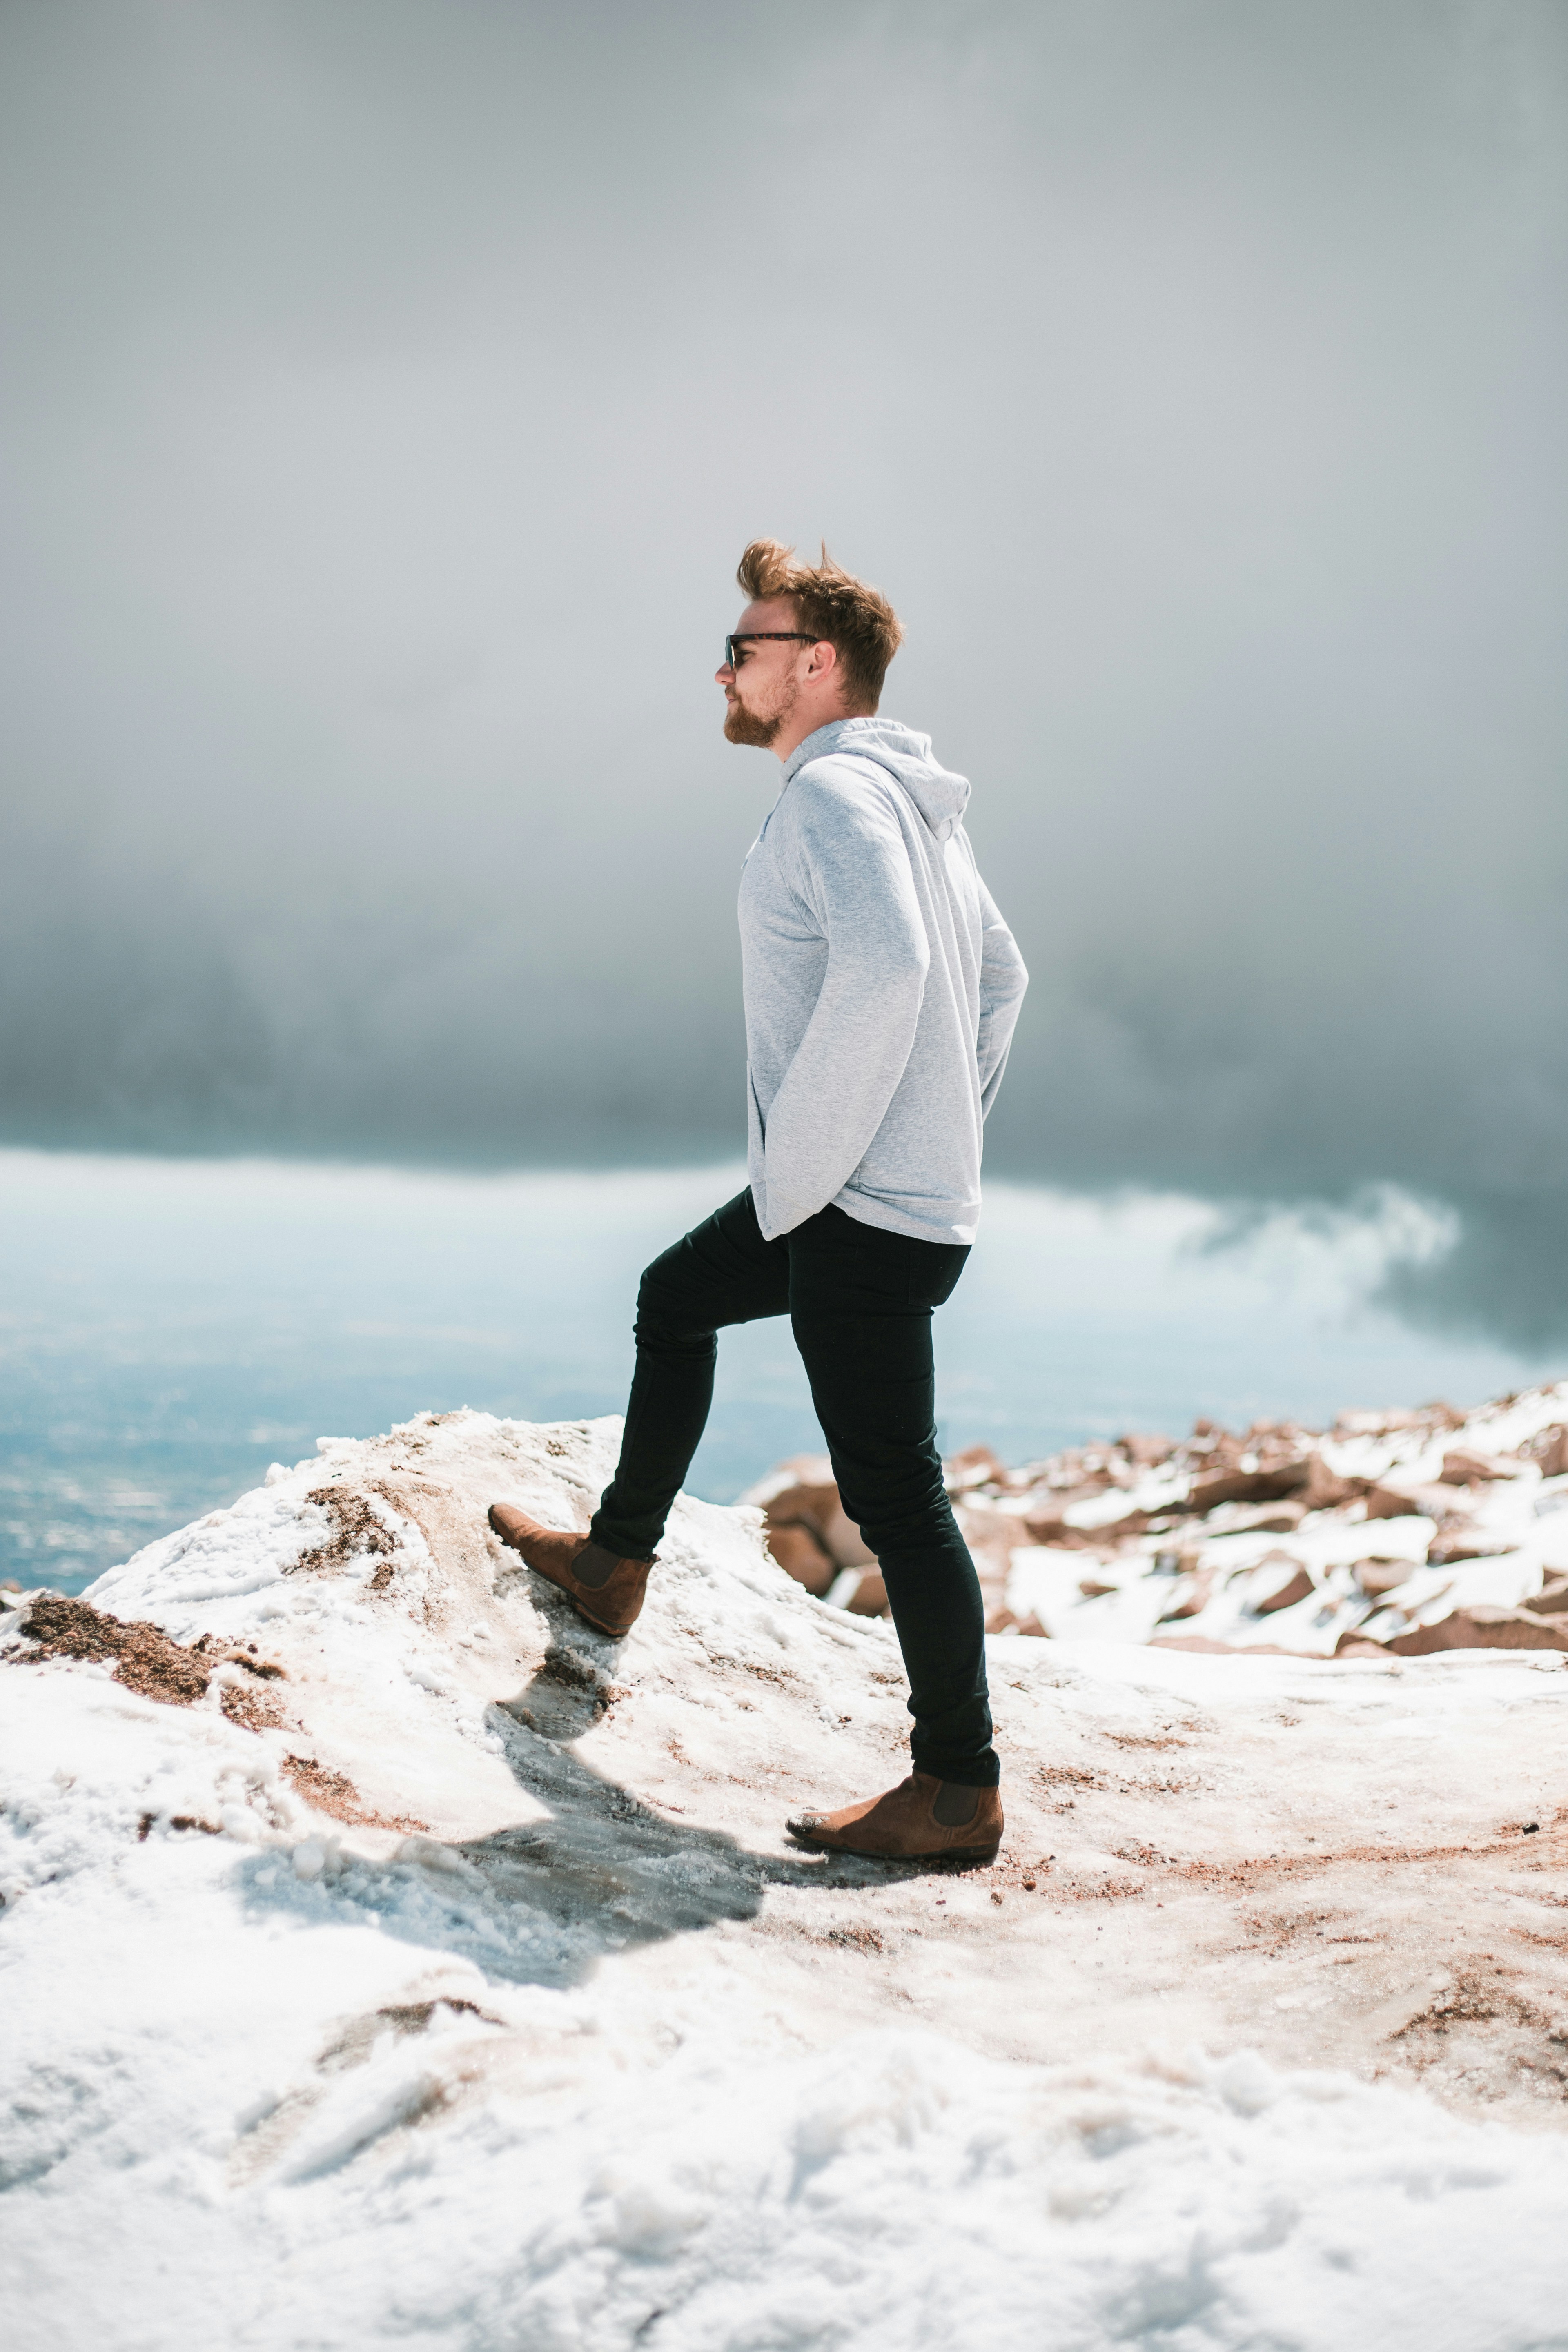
[724,631,813,670]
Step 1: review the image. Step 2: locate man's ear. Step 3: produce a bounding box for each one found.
[806,639,839,687]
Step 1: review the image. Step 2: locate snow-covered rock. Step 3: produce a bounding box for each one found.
[929,1383,1568,1659]
[4,1408,1568,2350]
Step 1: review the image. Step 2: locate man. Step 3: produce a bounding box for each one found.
[491,540,1027,1863]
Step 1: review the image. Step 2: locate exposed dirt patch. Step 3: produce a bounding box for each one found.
[1061,1875,1150,1903]
[137,1812,221,1839]
[1114,1841,1183,1868]
[1163,1823,1568,1893]
[1239,1906,1356,1954]
[1036,1762,1108,1810]
[375,1998,493,2034]
[822,1924,886,1953]
[538,1642,620,1719]
[1118,1770,1203,1797]
[1389,1965,1568,2094]
[1107,1732,1193,1751]
[541,1643,604,1692]
[737,1659,799,1688]
[288,1489,398,1579]
[14,1594,211,1706]
[221,1681,286,1731]
[283,1752,428,1834]
[193,1635,285,1678]
[310,1997,501,2082]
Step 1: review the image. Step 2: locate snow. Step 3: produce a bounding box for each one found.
[4,1407,1568,2349]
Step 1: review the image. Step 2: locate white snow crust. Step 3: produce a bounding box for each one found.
[4,1409,1568,2350]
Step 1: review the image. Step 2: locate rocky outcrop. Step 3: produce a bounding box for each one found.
[746,1459,876,1599]
[1438,1449,1517,1486]
[1253,1559,1315,1616]
[1385,1606,1568,1657]
[743,1380,1568,1658]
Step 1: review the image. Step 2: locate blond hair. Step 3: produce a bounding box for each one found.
[736,539,904,712]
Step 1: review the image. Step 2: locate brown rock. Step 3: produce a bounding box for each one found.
[1253,1559,1315,1616]
[1025,1476,1131,1523]
[986,1604,1048,1637]
[1438,1450,1515,1487]
[1020,1515,1100,1550]
[1201,1499,1308,1536]
[1118,1432,1177,1468]
[1425,1530,1520,1567]
[1078,1576,1119,1599]
[1027,1469,1122,1507]
[944,1443,1013,1494]
[1528,1425,1568,1479]
[1521,1578,1568,1617]
[764,1520,836,1596]
[1106,1506,1162,1537]
[844,1571,889,1617]
[1387,1606,1568,1656]
[1189,1461,1312,1512]
[1297,1455,1367,1512]
[953,1500,1028,1579]
[1333,1634,1393,1659]
[1362,1481,1472,1523]
[760,1473,875,1568]
[1359,1484,1415,1521]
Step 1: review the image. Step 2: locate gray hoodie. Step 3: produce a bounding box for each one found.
[738,715,1027,1247]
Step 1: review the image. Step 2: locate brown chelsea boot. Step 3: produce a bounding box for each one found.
[487,1503,655,1639]
[787,1771,1003,1864]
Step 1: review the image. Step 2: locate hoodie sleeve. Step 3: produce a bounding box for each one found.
[757,770,929,1237]
[975,875,1027,1116]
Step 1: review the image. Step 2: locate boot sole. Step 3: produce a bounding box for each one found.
[789,1831,1001,1866]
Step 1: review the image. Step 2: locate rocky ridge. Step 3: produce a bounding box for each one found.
[746,1382,1568,1663]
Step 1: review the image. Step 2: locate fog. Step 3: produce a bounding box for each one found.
[2,1,1565,1342]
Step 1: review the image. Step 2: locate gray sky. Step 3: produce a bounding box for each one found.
[2,1,1566,1342]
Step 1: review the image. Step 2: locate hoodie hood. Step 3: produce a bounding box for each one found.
[780,716,971,842]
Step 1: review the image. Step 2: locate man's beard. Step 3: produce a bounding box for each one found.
[724,677,795,747]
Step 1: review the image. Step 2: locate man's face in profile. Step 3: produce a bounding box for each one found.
[717,597,805,748]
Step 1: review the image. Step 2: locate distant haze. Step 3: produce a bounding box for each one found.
[2,2,1565,1344]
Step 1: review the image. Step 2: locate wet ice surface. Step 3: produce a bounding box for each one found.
[4,1410,1568,2349]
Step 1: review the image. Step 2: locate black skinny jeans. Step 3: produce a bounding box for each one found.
[590,1189,998,1788]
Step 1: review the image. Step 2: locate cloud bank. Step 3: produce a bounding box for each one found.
[1,1,1565,1341]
